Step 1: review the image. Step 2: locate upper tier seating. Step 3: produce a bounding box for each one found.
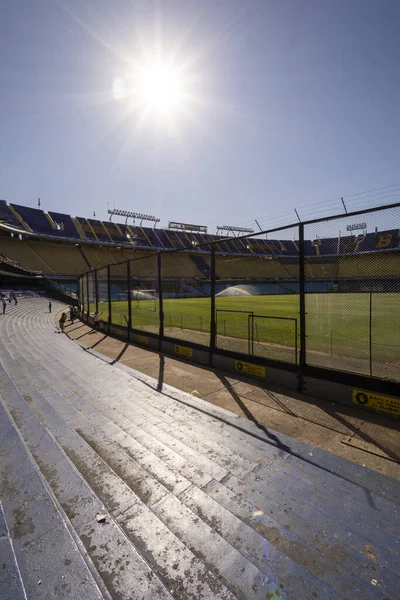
[2,201,400,259]
[11,204,54,235]
[75,217,96,239]
[102,221,127,242]
[130,227,164,248]
[87,219,112,242]
[48,211,80,238]
[0,200,24,229]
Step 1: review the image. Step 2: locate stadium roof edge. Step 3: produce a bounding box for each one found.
[0,221,35,236]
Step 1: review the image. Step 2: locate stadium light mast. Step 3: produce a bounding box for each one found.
[108,209,160,227]
[216,225,254,237]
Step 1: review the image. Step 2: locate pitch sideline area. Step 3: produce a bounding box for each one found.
[1,299,399,599]
[96,292,400,379]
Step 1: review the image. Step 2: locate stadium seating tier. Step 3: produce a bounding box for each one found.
[1,201,400,259]
[0,200,25,229]
[10,204,54,235]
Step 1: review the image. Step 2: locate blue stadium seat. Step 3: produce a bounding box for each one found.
[141,227,165,248]
[102,221,127,243]
[87,219,111,242]
[0,200,23,228]
[129,226,160,248]
[190,255,212,278]
[4,201,400,261]
[76,217,96,240]
[48,211,80,238]
[151,229,173,249]
[114,223,133,242]
[11,204,53,234]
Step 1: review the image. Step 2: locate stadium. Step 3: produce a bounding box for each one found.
[3,1,400,596]
[1,198,400,386]
[1,197,400,599]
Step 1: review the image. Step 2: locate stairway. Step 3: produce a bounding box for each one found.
[0,299,399,600]
[190,254,212,278]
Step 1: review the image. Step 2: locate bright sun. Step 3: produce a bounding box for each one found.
[112,51,197,132]
[134,59,185,115]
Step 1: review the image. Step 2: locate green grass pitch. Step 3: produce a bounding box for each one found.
[93,293,400,363]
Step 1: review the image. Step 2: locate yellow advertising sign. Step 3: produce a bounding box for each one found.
[352,390,400,416]
[235,360,265,378]
[174,344,192,358]
[136,335,148,345]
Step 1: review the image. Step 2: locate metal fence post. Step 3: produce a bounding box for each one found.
[77,276,81,314]
[107,264,112,334]
[127,260,131,341]
[157,252,164,348]
[210,249,216,361]
[247,315,250,355]
[298,223,306,391]
[94,269,98,314]
[369,291,373,376]
[86,272,90,318]
[251,314,255,355]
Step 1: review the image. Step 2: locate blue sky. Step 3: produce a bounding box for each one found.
[1,0,400,231]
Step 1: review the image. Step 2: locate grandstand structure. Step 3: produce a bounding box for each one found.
[1,199,400,404]
[0,198,399,287]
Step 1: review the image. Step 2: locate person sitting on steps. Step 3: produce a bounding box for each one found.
[59,312,67,333]
[93,311,102,331]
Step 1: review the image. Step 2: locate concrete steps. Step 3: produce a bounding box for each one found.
[0,387,107,600]
[0,299,399,599]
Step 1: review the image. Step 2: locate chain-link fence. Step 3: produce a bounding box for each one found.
[214,224,300,363]
[304,205,400,380]
[161,250,212,345]
[96,266,109,324]
[130,253,160,335]
[78,203,400,384]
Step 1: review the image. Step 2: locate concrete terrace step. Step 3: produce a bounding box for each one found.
[7,333,400,595]
[10,308,400,505]
[9,314,396,552]
[0,396,106,600]
[0,300,399,599]
[1,337,369,599]
[0,359,239,599]
[10,326,396,560]
[4,310,400,528]
[3,315,306,599]
[0,502,26,600]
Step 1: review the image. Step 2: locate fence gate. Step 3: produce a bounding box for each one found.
[216,309,253,355]
[216,309,298,364]
[250,315,298,365]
